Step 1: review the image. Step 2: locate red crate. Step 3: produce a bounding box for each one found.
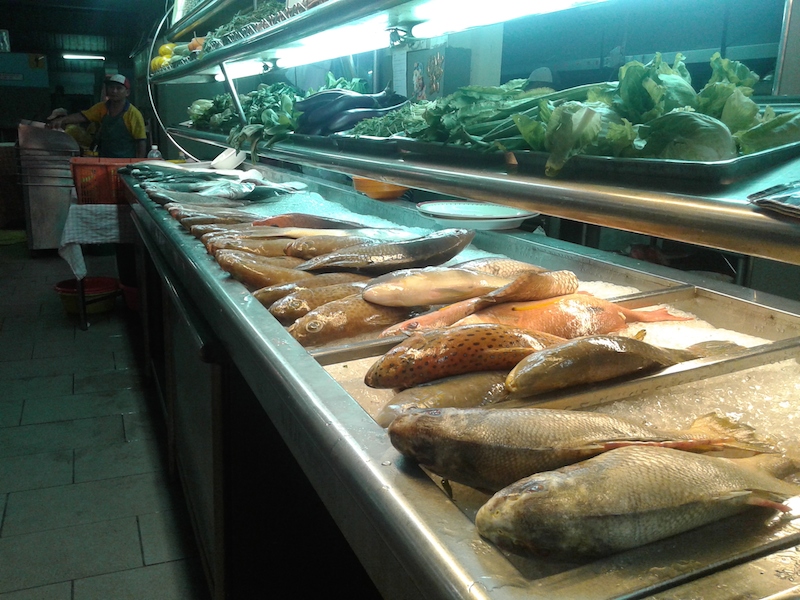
[70,157,148,204]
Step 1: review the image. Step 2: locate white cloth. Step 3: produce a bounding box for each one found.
[58,203,136,279]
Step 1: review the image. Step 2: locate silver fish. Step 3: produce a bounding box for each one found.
[476,446,800,557]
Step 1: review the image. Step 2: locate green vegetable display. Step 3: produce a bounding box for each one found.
[346,51,800,176]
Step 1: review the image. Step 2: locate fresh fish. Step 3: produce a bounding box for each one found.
[167,205,259,221]
[179,214,255,229]
[191,223,266,240]
[476,446,800,557]
[208,237,294,257]
[362,267,512,307]
[251,273,371,307]
[287,295,419,348]
[145,188,249,207]
[215,249,314,288]
[205,226,417,244]
[364,324,564,389]
[388,407,773,493]
[506,335,745,398]
[454,257,547,278]
[455,293,691,338]
[380,270,580,337]
[297,229,476,275]
[252,213,364,229]
[375,371,510,428]
[284,235,380,259]
[269,281,369,324]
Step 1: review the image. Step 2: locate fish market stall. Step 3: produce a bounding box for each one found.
[121,160,800,600]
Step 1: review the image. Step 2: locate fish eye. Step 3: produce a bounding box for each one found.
[522,479,546,493]
[305,320,323,332]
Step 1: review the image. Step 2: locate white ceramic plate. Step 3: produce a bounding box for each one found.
[416,201,538,230]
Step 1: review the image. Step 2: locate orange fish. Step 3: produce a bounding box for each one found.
[365,324,564,389]
[454,293,691,338]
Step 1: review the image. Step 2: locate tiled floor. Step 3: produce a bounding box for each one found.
[0,239,209,599]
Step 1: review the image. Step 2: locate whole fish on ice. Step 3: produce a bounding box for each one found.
[505,334,745,398]
[251,272,370,307]
[455,293,691,338]
[365,324,564,389]
[296,229,476,275]
[388,407,773,493]
[269,281,370,324]
[476,446,800,557]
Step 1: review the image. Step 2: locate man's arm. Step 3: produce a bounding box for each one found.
[136,139,147,158]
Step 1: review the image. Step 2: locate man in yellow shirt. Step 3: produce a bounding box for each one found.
[49,74,147,158]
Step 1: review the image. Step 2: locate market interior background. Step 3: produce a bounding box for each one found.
[1,0,798,300]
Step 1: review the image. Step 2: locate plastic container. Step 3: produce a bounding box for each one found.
[211,147,246,170]
[147,145,163,159]
[70,157,149,204]
[54,277,119,315]
[352,176,409,200]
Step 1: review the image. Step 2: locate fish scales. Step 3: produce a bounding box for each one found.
[284,235,380,259]
[297,228,476,275]
[287,294,418,347]
[251,273,371,307]
[269,281,369,323]
[365,324,564,389]
[388,407,772,493]
[455,293,690,338]
[362,267,512,307]
[375,371,510,428]
[454,257,547,278]
[476,446,800,557]
[215,249,314,288]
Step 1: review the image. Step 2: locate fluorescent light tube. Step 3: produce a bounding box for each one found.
[214,59,267,81]
[62,54,106,60]
[411,0,609,39]
[274,14,390,70]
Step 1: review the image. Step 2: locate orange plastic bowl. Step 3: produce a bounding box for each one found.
[352,176,409,200]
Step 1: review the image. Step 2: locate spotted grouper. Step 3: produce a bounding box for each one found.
[388,407,774,493]
[364,324,565,389]
[476,446,800,557]
[455,293,691,338]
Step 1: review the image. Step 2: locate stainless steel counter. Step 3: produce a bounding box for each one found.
[168,127,800,267]
[125,168,800,600]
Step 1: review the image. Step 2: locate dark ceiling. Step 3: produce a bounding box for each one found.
[1,0,170,57]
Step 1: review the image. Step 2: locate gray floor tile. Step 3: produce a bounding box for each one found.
[74,368,144,396]
[139,510,197,565]
[123,411,161,443]
[0,450,73,494]
[0,398,23,428]
[75,438,164,483]
[2,374,73,403]
[0,354,115,380]
[0,517,142,594]
[73,560,209,600]
[0,415,124,458]
[21,388,148,425]
[3,471,177,537]
[0,582,72,600]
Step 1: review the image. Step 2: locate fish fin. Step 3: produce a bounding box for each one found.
[745,495,793,513]
[685,413,777,453]
[708,489,793,513]
[631,329,647,341]
[623,306,693,323]
[686,340,747,358]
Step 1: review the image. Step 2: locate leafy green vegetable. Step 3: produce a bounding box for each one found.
[735,111,800,154]
[707,52,760,88]
[616,53,697,123]
[634,111,737,161]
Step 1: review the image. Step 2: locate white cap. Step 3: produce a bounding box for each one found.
[107,73,130,89]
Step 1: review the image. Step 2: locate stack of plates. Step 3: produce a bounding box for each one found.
[416,201,539,230]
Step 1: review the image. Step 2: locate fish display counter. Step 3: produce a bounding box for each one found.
[121,161,800,600]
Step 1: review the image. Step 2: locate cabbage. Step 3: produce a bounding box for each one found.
[544,101,637,176]
[616,53,698,123]
[735,111,800,154]
[635,111,737,161]
[707,52,760,88]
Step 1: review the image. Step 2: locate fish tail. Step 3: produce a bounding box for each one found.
[686,412,777,453]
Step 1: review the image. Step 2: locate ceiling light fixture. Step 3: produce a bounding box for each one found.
[62,53,106,61]
[410,0,609,39]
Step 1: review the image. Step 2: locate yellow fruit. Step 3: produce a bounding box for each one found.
[150,56,167,72]
[158,43,176,57]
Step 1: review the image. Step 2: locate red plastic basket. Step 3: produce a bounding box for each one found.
[70,157,148,204]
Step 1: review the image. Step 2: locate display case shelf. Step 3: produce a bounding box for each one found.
[167,125,800,267]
